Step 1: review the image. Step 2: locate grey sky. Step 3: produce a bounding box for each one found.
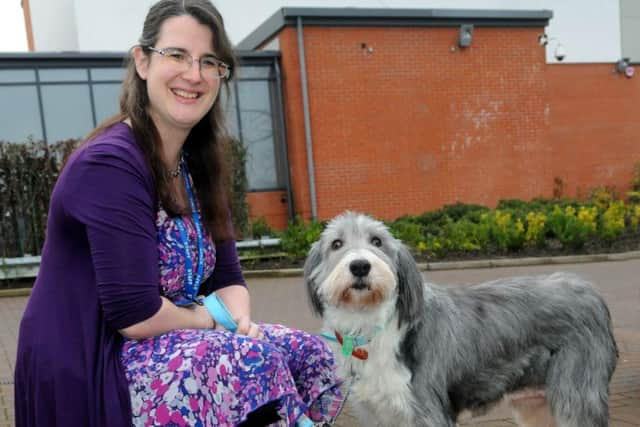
[0,1,28,51]
[213,0,538,45]
[0,0,544,51]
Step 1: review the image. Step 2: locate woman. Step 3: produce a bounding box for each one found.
[14,1,343,426]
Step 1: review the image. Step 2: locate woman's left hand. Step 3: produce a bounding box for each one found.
[236,315,264,340]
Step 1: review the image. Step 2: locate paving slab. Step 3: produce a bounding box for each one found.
[2,259,639,426]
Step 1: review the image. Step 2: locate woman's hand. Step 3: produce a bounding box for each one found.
[235,314,264,340]
[212,285,264,339]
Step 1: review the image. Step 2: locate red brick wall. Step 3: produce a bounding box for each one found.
[277,28,314,222]
[548,64,640,198]
[263,24,640,224]
[247,191,289,231]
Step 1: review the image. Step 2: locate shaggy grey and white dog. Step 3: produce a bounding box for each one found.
[303,212,618,427]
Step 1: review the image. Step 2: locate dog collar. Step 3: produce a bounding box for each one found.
[334,331,369,360]
[321,327,382,360]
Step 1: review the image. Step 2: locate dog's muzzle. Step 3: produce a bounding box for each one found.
[350,259,372,290]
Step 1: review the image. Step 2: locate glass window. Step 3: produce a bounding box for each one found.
[235,80,279,190]
[90,67,126,82]
[236,66,272,79]
[222,86,240,138]
[38,68,88,82]
[0,69,36,83]
[0,86,43,143]
[41,85,94,142]
[92,83,121,124]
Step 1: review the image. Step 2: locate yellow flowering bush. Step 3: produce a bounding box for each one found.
[547,204,597,249]
[630,204,640,229]
[482,210,525,251]
[577,206,598,234]
[381,190,638,261]
[525,212,546,246]
[627,163,640,203]
[599,201,626,240]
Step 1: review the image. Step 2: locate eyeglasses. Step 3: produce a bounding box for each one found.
[146,46,231,80]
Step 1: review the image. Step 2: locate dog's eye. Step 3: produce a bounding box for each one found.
[371,236,382,247]
[331,239,343,250]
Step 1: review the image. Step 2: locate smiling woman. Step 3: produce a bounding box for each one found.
[13,1,343,427]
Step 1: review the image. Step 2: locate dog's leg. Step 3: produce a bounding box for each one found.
[508,393,556,427]
[545,343,614,427]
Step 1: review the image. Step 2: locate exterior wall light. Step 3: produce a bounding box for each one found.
[458,24,474,48]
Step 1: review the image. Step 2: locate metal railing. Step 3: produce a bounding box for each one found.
[1,238,282,280]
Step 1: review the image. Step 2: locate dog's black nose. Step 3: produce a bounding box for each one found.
[349,259,371,277]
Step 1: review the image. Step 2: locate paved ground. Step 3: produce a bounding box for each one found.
[1,259,638,426]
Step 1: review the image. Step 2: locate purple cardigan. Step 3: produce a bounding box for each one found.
[14,123,245,427]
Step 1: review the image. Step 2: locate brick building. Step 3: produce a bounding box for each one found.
[238,8,640,229]
[3,3,639,231]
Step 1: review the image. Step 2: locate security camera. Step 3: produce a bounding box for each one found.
[554,44,566,61]
[615,58,635,78]
[538,34,566,61]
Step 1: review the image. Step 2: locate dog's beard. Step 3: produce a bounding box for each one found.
[318,250,396,310]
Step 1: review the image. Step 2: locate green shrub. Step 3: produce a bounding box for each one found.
[629,204,640,230]
[249,216,273,239]
[225,137,249,238]
[412,203,488,237]
[0,136,250,256]
[496,199,530,212]
[437,202,489,222]
[278,216,325,259]
[481,210,526,251]
[442,217,490,252]
[547,205,596,249]
[388,219,427,249]
[0,139,74,257]
[498,198,561,215]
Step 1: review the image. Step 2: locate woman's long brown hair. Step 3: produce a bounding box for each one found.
[83,0,238,242]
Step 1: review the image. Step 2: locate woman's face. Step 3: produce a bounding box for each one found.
[135,15,221,137]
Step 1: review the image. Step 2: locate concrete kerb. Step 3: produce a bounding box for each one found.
[244,250,640,276]
[2,250,640,299]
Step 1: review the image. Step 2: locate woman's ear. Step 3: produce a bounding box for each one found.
[132,46,149,80]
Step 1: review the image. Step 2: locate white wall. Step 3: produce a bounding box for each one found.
[73,0,155,51]
[28,0,622,63]
[0,1,28,51]
[29,0,79,51]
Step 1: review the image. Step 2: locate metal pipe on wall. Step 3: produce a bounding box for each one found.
[296,16,318,220]
[273,59,295,222]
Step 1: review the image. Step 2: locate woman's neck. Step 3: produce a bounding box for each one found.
[161,141,184,171]
[144,113,189,170]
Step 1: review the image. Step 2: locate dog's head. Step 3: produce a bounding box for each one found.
[303,211,424,325]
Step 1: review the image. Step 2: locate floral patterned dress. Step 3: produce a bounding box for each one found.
[120,183,343,426]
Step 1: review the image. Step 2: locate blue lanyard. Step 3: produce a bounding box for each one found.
[174,160,205,305]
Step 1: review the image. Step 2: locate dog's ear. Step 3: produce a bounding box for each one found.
[396,243,424,326]
[303,241,324,316]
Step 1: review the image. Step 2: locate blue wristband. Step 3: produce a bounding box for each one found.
[202,293,238,332]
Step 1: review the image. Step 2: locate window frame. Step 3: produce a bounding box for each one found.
[0,51,290,195]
